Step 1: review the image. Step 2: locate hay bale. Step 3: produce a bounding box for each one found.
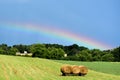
[79,65,88,76]
[60,65,72,76]
[71,65,80,75]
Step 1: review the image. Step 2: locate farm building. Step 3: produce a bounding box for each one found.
[16,51,33,56]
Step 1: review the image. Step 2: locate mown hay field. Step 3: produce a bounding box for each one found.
[55,60,120,75]
[0,55,120,80]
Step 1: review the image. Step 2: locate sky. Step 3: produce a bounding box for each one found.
[0,0,120,50]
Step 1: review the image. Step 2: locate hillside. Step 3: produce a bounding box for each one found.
[0,55,120,80]
[55,60,120,75]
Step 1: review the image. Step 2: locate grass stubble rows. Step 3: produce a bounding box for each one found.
[0,55,120,80]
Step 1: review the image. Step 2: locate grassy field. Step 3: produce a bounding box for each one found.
[55,60,120,75]
[0,55,120,80]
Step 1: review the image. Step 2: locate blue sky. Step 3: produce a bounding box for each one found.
[0,0,120,49]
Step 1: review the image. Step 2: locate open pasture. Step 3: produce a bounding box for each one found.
[0,55,120,80]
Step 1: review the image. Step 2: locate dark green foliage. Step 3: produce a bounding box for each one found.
[90,49,102,61]
[30,44,47,58]
[76,50,92,61]
[64,44,79,56]
[13,44,30,53]
[0,47,5,54]
[46,47,65,59]
[64,44,88,56]
[9,47,19,55]
[0,44,9,55]
[30,44,65,59]
[45,44,64,49]
[111,47,120,61]
[101,52,114,61]
[0,44,18,55]
[0,43,120,61]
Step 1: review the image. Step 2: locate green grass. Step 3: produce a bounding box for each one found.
[55,60,120,75]
[0,55,120,80]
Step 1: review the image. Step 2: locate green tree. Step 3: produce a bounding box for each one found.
[30,44,48,58]
[0,47,5,54]
[101,52,114,61]
[45,44,64,49]
[46,47,65,59]
[91,49,102,61]
[9,47,19,55]
[64,44,80,56]
[0,44,8,54]
[76,50,92,61]
[111,47,120,61]
[13,44,30,53]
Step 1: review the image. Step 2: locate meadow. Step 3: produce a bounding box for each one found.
[55,60,120,75]
[0,55,120,80]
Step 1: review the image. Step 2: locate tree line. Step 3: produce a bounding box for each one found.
[0,43,120,62]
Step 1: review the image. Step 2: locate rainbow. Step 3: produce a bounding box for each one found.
[0,22,112,50]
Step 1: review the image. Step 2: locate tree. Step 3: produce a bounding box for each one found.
[76,50,92,61]
[101,52,114,61]
[13,44,30,53]
[46,47,65,59]
[90,49,102,61]
[111,47,120,61]
[0,44,8,54]
[9,47,19,55]
[45,44,64,49]
[79,46,88,51]
[30,44,47,58]
[64,44,80,56]
[0,47,5,54]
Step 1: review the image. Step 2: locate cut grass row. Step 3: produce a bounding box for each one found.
[0,55,120,80]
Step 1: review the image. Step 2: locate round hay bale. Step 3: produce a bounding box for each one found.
[71,65,80,74]
[60,65,72,76]
[79,65,88,76]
